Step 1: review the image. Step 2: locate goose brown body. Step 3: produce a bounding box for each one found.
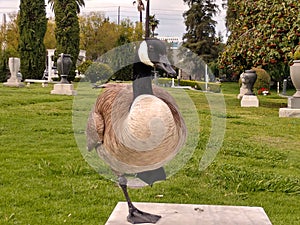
[85,39,187,223]
[86,83,187,175]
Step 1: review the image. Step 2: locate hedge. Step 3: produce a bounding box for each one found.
[157,78,221,93]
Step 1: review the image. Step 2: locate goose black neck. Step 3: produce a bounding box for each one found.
[132,62,153,99]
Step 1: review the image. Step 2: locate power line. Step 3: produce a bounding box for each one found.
[83,6,187,12]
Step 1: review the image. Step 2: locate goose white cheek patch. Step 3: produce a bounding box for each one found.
[138,41,154,67]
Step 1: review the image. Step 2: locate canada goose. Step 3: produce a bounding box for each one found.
[86,38,187,224]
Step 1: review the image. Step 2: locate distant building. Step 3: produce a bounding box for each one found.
[157,36,183,50]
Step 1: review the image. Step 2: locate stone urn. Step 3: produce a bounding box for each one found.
[290,60,300,98]
[57,53,72,84]
[242,70,257,95]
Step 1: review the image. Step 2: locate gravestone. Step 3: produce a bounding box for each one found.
[3,58,24,88]
[282,79,287,96]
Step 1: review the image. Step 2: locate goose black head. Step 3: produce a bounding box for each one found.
[137,38,176,76]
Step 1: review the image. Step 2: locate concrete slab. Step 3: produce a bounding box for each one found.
[279,108,300,118]
[105,202,272,225]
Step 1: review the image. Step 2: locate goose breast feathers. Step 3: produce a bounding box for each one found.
[86,84,187,174]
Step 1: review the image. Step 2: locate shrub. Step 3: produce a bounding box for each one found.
[77,60,93,75]
[293,45,300,60]
[85,62,113,83]
[252,67,271,90]
[0,51,9,82]
[157,78,221,93]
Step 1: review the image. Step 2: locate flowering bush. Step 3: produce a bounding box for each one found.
[257,87,270,95]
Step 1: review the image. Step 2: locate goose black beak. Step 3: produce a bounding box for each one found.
[156,55,176,76]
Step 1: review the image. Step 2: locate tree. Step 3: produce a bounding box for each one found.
[18,0,47,79]
[0,13,19,82]
[113,19,144,81]
[183,0,220,63]
[85,62,113,83]
[219,0,300,81]
[78,13,143,81]
[133,0,145,23]
[48,0,85,80]
[48,0,85,14]
[79,13,143,61]
[133,0,151,37]
[79,13,119,60]
[44,18,56,50]
[149,14,159,37]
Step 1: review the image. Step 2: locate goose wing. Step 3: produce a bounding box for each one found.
[86,108,104,151]
[86,84,127,151]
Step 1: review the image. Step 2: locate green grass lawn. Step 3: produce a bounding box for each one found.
[0,83,299,224]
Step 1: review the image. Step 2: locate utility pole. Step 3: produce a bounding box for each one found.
[118,6,120,25]
[145,0,150,38]
[2,14,7,51]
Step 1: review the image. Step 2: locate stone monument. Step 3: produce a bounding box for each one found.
[3,57,24,87]
[279,60,300,117]
[241,70,259,107]
[51,53,77,96]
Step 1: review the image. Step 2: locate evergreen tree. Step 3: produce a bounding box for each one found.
[48,0,85,81]
[183,0,220,63]
[18,0,47,79]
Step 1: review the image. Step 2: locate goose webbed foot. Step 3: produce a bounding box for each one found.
[118,175,161,224]
[127,205,161,224]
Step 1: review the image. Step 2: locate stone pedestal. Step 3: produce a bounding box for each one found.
[279,97,300,118]
[281,61,300,117]
[3,57,24,88]
[241,95,259,107]
[3,76,25,88]
[279,108,300,118]
[51,84,77,96]
[288,97,300,109]
[106,202,272,225]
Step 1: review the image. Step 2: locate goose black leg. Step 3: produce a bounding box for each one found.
[118,176,161,224]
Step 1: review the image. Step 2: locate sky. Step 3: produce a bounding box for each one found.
[0,0,227,39]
